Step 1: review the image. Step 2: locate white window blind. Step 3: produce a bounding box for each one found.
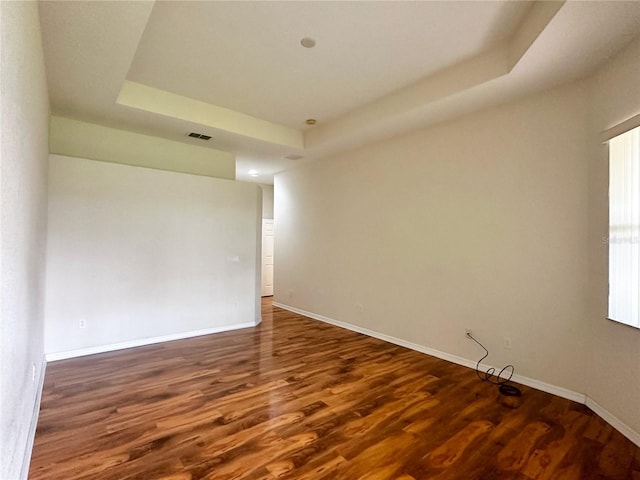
[608,125,640,328]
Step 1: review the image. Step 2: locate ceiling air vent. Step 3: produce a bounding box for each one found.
[284,154,304,160]
[188,132,211,140]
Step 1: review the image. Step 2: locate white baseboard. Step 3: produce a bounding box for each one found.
[586,396,640,447]
[19,355,47,480]
[273,301,639,447]
[509,373,586,404]
[45,322,256,362]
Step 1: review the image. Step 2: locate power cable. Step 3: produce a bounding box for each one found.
[467,332,521,397]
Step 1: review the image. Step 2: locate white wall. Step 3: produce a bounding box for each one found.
[276,79,591,393]
[0,2,50,479]
[260,184,274,219]
[585,38,640,434]
[45,155,262,356]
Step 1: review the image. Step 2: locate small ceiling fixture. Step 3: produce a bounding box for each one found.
[284,154,304,161]
[248,169,259,177]
[300,37,316,48]
[188,132,211,140]
[305,119,316,126]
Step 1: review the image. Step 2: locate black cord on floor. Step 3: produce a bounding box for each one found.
[467,332,521,397]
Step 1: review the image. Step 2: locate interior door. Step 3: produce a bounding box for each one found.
[261,219,274,296]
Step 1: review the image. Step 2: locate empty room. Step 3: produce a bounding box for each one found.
[1,1,640,479]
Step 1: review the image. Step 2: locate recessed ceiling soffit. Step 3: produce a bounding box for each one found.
[116,1,564,153]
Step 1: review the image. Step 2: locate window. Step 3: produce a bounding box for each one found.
[608,125,640,328]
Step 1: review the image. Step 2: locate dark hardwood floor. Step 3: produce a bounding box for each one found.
[30,298,640,479]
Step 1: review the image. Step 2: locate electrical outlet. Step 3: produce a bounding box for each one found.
[465,329,473,338]
[79,319,86,329]
[503,336,512,349]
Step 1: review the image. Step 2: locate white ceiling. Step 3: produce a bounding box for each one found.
[128,1,532,129]
[38,1,640,184]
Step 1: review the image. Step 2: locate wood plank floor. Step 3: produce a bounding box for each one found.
[30,298,640,479]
